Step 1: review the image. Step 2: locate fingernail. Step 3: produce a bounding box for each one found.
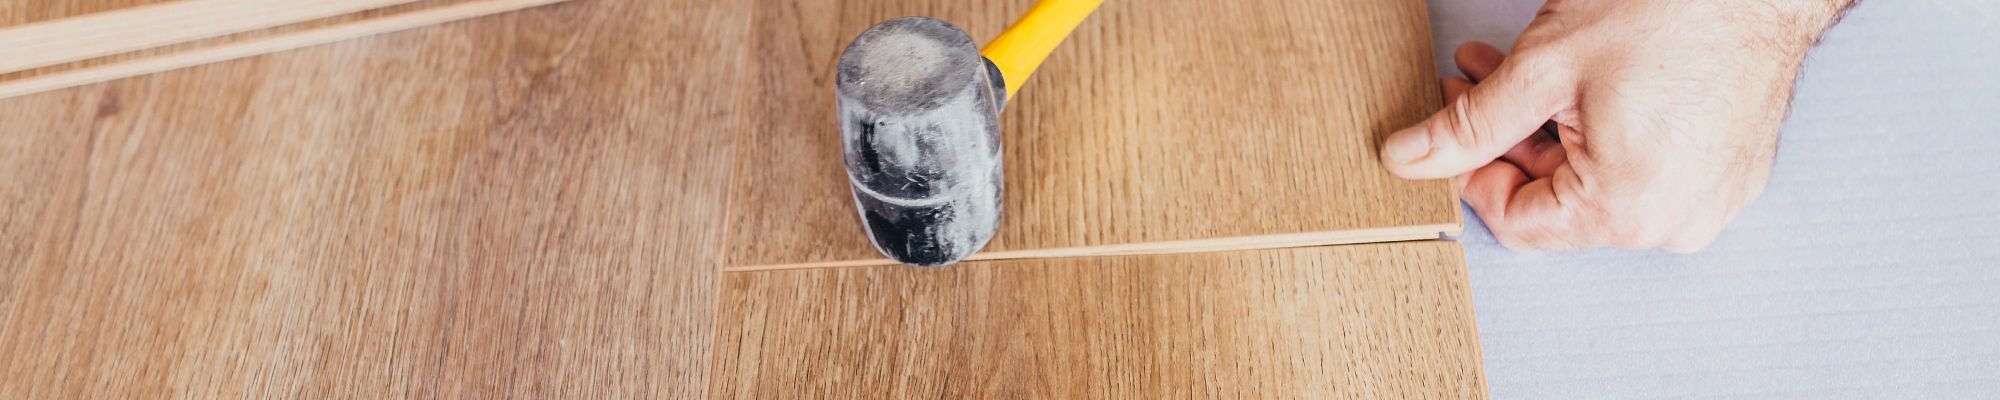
[1384,128,1432,163]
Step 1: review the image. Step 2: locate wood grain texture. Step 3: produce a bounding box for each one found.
[0,85,100,356]
[0,0,747,397]
[0,0,419,73]
[0,0,568,100]
[0,0,568,99]
[711,241,1488,399]
[0,0,173,26]
[727,0,1459,268]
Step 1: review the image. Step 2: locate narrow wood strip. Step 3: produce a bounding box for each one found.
[0,0,420,73]
[721,223,1460,272]
[0,0,567,100]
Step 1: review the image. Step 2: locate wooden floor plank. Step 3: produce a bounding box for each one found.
[0,0,175,26]
[0,0,567,100]
[726,0,1458,268]
[0,0,419,74]
[0,0,748,397]
[0,88,103,363]
[710,241,1487,399]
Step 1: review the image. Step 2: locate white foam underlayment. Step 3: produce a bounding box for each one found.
[1427,1,2000,398]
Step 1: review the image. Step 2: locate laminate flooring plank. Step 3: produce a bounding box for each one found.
[0,0,749,397]
[710,241,1488,399]
[0,0,570,100]
[727,0,1458,268]
[0,0,421,74]
[0,0,173,26]
[0,88,103,369]
[1,0,497,86]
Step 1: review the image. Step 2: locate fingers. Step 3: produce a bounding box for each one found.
[1457,44,1566,178]
[1439,42,1592,250]
[1461,161,1593,251]
[1455,42,1507,82]
[1500,132,1567,178]
[1382,51,1575,180]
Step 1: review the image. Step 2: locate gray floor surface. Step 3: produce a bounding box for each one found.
[1426,1,2000,398]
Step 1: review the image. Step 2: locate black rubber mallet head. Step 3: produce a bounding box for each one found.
[835,17,1006,267]
[835,2,1101,266]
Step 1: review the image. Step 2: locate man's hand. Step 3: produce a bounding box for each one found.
[1381,0,1855,252]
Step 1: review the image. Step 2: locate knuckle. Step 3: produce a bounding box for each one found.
[1443,95,1496,150]
[1559,182,1613,218]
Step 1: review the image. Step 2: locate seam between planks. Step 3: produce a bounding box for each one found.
[722,223,1460,272]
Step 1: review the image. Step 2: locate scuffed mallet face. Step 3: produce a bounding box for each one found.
[834,17,1006,267]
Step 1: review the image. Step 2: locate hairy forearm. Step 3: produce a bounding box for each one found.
[1720,0,1859,61]
[1781,0,1860,45]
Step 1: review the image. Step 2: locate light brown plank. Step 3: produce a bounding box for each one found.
[711,241,1488,398]
[0,0,419,73]
[0,0,173,26]
[727,0,1458,268]
[0,0,567,100]
[0,0,566,99]
[0,88,102,353]
[0,0,747,397]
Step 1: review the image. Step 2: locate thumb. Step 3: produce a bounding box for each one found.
[1381,57,1573,179]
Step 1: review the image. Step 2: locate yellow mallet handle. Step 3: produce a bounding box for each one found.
[980,0,1103,99]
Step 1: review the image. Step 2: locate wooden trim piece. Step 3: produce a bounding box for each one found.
[0,0,421,74]
[0,0,567,100]
[721,223,1459,272]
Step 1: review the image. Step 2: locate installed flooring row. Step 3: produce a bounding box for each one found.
[0,0,1481,397]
